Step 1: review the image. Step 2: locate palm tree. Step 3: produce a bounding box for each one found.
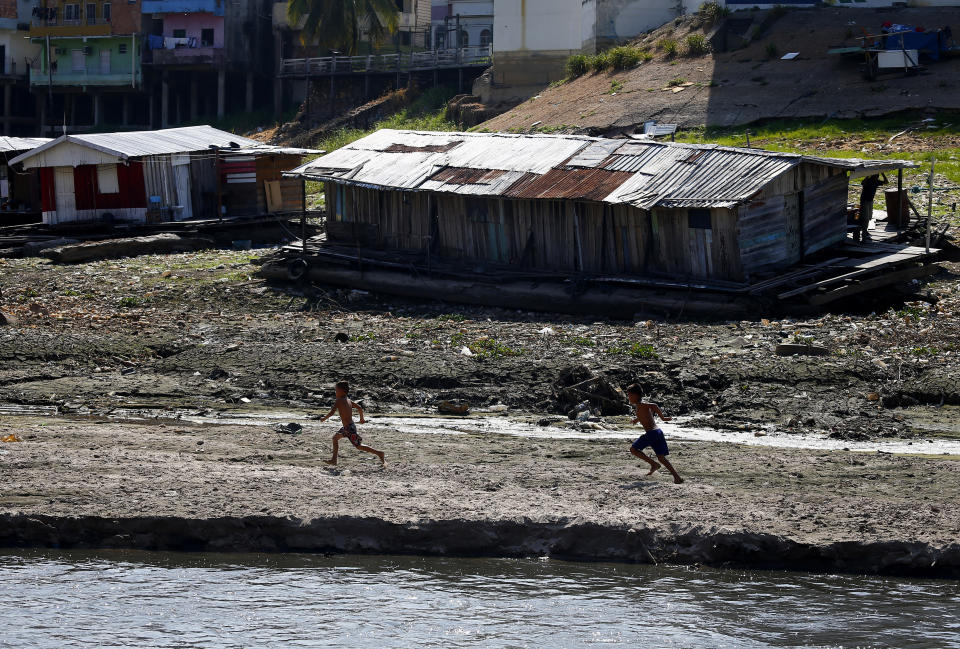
[287,0,400,54]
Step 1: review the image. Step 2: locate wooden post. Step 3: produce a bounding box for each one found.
[217,67,225,119]
[161,74,169,128]
[329,53,336,116]
[215,147,223,221]
[897,167,904,226]
[301,179,307,254]
[926,158,934,254]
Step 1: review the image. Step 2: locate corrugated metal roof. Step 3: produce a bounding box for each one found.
[0,136,52,154]
[10,126,320,167]
[288,129,914,209]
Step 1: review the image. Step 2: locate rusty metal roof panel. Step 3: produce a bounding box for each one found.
[287,129,913,208]
[421,168,530,195]
[504,168,635,201]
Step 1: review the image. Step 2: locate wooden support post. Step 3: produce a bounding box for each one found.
[3,83,11,136]
[92,91,101,127]
[217,67,225,119]
[190,76,199,121]
[161,74,169,128]
[214,147,223,221]
[926,158,934,254]
[329,53,335,116]
[37,91,46,136]
[300,179,307,254]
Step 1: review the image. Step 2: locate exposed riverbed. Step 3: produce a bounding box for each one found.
[2,412,959,577]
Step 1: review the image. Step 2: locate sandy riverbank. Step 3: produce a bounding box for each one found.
[2,413,958,577]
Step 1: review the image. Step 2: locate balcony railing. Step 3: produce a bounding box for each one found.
[31,17,111,27]
[30,68,142,87]
[279,45,492,77]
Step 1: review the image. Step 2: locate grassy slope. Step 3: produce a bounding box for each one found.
[304,86,460,208]
[674,115,960,225]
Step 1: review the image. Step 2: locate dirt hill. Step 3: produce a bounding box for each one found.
[481,6,960,134]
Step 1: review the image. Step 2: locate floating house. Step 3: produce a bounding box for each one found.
[0,136,53,225]
[9,126,319,226]
[287,129,910,284]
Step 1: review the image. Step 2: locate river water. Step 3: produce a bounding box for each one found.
[2,551,958,649]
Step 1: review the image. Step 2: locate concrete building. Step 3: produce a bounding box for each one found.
[0,0,42,135]
[431,0,493,50]
[29,0,145,133]
[488,0,690,100]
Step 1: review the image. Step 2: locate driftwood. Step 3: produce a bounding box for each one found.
[43,233,213,264]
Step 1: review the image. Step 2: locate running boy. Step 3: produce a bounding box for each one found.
[320,380,385,466]
[625,384,683,484]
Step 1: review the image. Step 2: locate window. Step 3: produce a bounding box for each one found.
[63,4,80,21]
[71,49,85,72]
[86,3,96,24]
[201,28,214,47]
[480,29,492,47]
[97,165,119,194]
[118,42,127,54]
[459,30,469,47]
[688,209,712,229]
[400,30,411,46]
[103,2,111,22]
[172,28,186,38]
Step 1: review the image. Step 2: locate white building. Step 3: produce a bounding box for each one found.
[490,0,690,93]
[432,0,494,50]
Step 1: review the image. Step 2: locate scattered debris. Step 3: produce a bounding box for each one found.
[43,234,215,264]
[438,400,470,415]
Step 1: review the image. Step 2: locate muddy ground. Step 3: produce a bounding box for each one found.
[2,413,959,576]
[2,248,960,573]
[2,249,960,441]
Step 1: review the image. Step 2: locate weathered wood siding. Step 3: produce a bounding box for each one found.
[326,183,747,280]
[325,163,848,282]
[740,164,849,277]
[801,172,849,255]
[649,207,742,280]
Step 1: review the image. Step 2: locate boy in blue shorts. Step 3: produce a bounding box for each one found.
[626,384,683,484]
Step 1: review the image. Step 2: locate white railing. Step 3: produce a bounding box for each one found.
[279,45,492,76]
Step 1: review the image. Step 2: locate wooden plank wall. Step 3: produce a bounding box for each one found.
[189,159,218,218]
[257,155,304,214]
[650,207,742,280]
[326,183,744,281]
[802,171,849,255]
[738,195,788,277]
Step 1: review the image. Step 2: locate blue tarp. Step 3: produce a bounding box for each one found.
[883,27,948,61]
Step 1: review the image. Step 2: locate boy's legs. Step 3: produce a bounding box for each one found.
[656,455,684,484]
[630,446,661,475]
[356,443,386,466]
[324,432,344,465]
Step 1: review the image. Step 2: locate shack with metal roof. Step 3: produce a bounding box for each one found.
[10,126,320,226]
[0,137,53,226]
[288,129,911,284]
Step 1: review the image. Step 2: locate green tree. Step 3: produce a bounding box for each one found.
[287,0,400,54]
